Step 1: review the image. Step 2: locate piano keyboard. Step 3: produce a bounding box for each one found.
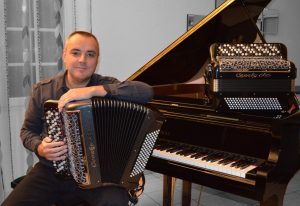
[152,141,263,178]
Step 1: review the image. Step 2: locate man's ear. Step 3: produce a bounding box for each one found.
[62,50,66,62]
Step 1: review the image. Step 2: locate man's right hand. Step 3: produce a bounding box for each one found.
[37,137,68,161]
[57,86,107,112]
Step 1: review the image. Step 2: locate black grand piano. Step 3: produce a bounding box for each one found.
[128,0,300,205]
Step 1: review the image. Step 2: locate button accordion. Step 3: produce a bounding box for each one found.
[206,43,298,116]
[44,97,164,189]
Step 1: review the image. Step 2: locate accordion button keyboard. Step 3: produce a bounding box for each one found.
[45,108,69,174]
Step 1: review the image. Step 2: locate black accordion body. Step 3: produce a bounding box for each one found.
[206,43,298,116]
[44,97,164,189]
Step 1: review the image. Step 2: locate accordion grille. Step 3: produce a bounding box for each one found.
[218,58,291,71]
[130,129,160,177]
[224,97,283,111]
[92,98,150,183]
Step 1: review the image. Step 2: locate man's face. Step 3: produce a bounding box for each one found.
[63,34,99,86]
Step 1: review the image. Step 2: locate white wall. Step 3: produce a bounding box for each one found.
[92,0,214,80]
[265,0,300,87]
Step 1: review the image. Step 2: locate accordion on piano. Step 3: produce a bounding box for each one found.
[206,43,298,115]
[44,97,164,189]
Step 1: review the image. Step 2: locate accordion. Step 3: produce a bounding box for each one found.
[206,43,298,115]
[44,97,164,189]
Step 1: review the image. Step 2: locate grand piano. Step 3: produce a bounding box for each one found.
[128,0,300,205]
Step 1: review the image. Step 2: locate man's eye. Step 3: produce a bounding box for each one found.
[71,51,80,56]
[87,52,96,57]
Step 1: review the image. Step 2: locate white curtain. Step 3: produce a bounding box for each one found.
[0,0,65,202]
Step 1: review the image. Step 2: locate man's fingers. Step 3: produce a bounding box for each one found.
[58,99,66,112]
[43,136,53,143]
[50,144,67,153]
[46,147,68,160]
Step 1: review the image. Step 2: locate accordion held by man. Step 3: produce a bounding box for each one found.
[44,97,164,189]
[206,43,298,115]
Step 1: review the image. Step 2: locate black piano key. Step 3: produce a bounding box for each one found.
[202,151,220,161]
[235,161,248,168]
[166,147,184,153]
[220,155,241,165]
[191,149,211,159]
[231,158,251,168]
[176,147,197,156]
[231,160,241,168]
[176,150,188,155]
[181,150,198,156]
[154,143,168,150]
[239,163,251,170]
[216,153,231,163]
[238,158,257,169]
[216,155,231,164]
[165,147,177,152]
[208,154,225,162]
[203,152,218,162]
[189,149,203,158]
[211,152,227,163]
[157,143,175,151]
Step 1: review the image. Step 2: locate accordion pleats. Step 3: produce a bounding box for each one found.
[92,98,148,183]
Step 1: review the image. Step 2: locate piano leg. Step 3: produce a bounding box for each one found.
[182,180,191,206]
[162,175,192,206]
[260,194,284,206]
[259,182,287,206]
[163,175,176,206]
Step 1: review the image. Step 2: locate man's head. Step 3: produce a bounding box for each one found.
[63,31,100,88]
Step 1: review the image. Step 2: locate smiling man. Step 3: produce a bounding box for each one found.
[2,31,153,206]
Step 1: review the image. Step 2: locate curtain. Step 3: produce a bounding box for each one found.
[0,0,64,201]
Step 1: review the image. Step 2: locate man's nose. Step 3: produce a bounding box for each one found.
[79,54,87,62]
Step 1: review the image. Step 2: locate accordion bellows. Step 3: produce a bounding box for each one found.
[44,97,163,189]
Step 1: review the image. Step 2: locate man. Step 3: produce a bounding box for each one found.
[2,31,153,206]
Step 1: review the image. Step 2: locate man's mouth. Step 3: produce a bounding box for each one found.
[75,66,87,70]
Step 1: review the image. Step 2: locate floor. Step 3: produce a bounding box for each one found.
[135,169,300,206]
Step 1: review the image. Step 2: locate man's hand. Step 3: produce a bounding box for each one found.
[37,137,68,161]
[58,86,107,112]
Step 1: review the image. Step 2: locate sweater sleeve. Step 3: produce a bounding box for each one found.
[103,80,153,104]
[20,84,44,153]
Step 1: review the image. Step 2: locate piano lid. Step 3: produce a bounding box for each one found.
[128,0,271,86]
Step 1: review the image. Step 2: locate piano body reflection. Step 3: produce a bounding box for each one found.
[128,0,300,205]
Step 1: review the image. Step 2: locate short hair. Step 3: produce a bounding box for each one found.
[64,31,99,53]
